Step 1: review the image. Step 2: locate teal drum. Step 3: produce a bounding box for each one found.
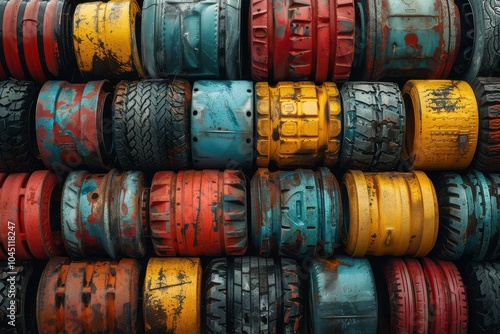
[308,257,378,333]
[353,0,460,80]
[251,168,341,258]
[191,81,253,169]
[142,0,241,79]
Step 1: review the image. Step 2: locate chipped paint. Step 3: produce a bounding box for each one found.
[61,169,147,259]
[251,168,341,257]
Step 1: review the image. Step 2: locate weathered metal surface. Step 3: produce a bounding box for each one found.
[0,262,36,333]
[250,0,354,82]
[36,80,115,172]
[251,168,341,257]
[435,170,500,261]
[191,81,254,169]
[309,257,377,333]
[0,171,63,261]
[37,257,140,333]
[339,82,405,170]
[61,169,147,259]
[472,77,500,171]
[342,170,439,257]
[255,81,342,167]
[204,257,304,333]
[0,0,74,82]
[354,0,460,80]
[142,0,241,79]
[402,80,479,170]
[149,170,247,256]
[143,257,202,333]
[73,0,144,80]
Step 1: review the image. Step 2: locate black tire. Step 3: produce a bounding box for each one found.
[339,82,405,170]
[434,170,500,261]
[463,262,500,333]
[452,0,500,81]
[203,257,304,334]
[113,79,191,171]
[0,81,41,171]
[472,77,500,171]
[0,262,37,333]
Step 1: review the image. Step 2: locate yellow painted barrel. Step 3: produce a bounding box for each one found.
[143,257,201,333]
[342,170,439,257]
[73,0,144,80]
[402,80,478,170]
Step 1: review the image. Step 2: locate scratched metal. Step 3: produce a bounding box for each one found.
[251,168,341,258]
[142,0,241,79]
[191,81,254,169]
[250,0,354,82]
[149,169,247,256]
[73,0,144,80]
[309,257,377,333]
[36,80,115,173]
[143,257,202,333]
[36,257,140,333]
[0,171,63,261]
[353,0,460,80]
[61,169,147,259]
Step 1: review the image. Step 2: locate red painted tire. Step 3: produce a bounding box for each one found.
[149,170,247,256]
[435,260,468,333]
[383,258,414,333]
[404,258,428,334]
[249,0,354,82]
[420,258,449,333]
[0,0,74,82]
[0,171,63,260]
[0,173,9,260]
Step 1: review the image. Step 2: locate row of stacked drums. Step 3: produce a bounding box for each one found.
[1,0,500,333]
[0,77,499,331]
[0,0,498,83]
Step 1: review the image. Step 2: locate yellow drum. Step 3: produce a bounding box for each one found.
[255,81,341,168]
[73,0,144,80]
[402,80,478,170]
[342,170,439,257]
[143,258,201,333]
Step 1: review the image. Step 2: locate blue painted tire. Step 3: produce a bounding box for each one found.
[251,168,341,257]
[308,256,378,333]
[191,81,254,169]
[141,0,241,79]
[435,170,500,261]
[339,81,405,170]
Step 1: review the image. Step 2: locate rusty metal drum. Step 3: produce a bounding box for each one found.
[342,170,439,257]
[73,0,144,80]
[353,0,460,80]
[191,81,254,169]
[61,169,147,259]
[143,258,202,333]
[149,169,247,256]
[249,0,355,82]
[309,257,378,333]
[142,0,242,79]
[36,80,115,173]
[37,257,140,333]
[251,168,341,258]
